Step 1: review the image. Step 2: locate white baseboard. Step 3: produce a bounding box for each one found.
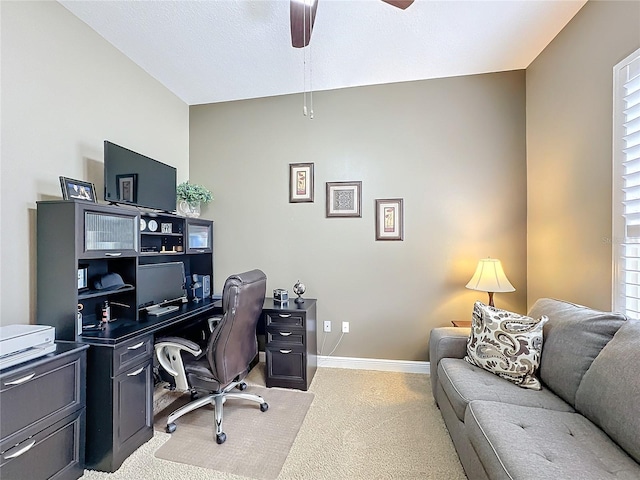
[317,355,430,374]
[259,351,265,363]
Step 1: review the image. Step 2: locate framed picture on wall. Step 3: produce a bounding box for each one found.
[59,176,97,203]
[326,181,362,217]
[375,198,404,241]
[289,163,314,203]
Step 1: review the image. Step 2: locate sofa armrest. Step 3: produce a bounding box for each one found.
[429,327,470,401]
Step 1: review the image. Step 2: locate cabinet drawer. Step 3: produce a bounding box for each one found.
[0,352,84,441]
[266,327,304,346]
[265,312,305,328]
[113,335,153,377]
[266,346,305,381]
[0,409,84,480]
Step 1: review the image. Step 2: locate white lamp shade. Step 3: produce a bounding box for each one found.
[466,258,515,293]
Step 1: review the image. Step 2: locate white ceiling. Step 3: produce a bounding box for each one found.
[59,0,587,106]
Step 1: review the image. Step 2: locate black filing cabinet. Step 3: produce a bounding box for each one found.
[264,299,317,391]
[84,334,154,472]
[0,343,88,480]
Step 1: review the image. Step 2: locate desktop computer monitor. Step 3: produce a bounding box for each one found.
[137,262,186,310]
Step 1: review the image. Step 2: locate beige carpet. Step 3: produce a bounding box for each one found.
[153,384,314,480]
[82,366,466,480]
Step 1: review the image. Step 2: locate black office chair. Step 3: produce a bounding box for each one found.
[154,269,268,444]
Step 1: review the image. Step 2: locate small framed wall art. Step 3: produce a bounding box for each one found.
[289,163,314,203]
[326,181,362,217]
[116,174,137,203]
[375,198,404,241]
[59,176,97,203]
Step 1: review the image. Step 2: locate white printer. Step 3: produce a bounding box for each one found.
[0,324,56,370]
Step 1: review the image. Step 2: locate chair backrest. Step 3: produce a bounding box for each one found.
[206,269,267,384]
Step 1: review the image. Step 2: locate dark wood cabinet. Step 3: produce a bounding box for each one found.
[84,335,153,472]
[263,299,317,391]
[36,200,215,472]
[0,343,88,480]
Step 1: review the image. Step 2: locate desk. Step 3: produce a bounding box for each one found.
[79,299,219,472]
[79,297,317,472]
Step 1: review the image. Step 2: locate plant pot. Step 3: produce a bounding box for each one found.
[178,200,201,218]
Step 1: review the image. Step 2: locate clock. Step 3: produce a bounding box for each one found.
[148,219,158,232]
[140,218,147,231]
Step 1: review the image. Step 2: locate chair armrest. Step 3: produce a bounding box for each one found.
[155,336,202,355]
[155,336,203,391]
[429,327,470,400]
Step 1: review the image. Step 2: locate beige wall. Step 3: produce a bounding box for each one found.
[190,71,527,361]
[526,0,640,311]
[0,1,189,325]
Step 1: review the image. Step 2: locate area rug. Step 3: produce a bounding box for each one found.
[153,385,314,480]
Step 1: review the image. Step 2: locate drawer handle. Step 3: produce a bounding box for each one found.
[279,332,292,337]
[127,367,144,376]
[105,252,122,257]
[279,349,292,354]
[278,313,292,318]
[5,373,35,386]
[4,440,36,459]
[127,342,145,350]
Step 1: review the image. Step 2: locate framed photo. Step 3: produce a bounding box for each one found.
[375,198,404,241]
[116,174,137,203]
[289,163,314,203]
[59,176,97,203]
[326,181,362,217]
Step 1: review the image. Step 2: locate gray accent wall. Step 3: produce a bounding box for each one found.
[190,72,527,361]
[526,0,640,311]
[1,1,189,325]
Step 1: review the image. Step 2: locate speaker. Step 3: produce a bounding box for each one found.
[195,274,211,300]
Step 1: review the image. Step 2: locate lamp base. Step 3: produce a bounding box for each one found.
[487,292,495,307]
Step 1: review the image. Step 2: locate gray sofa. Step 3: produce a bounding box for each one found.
[429,298,640,480]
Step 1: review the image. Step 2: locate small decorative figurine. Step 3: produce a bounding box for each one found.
[293,280,306,304]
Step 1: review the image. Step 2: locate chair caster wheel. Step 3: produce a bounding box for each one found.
[260,402,269,412]
[216,432,227,444]
[166,423,176,433]
[190,391,199,400]
[236,382,247,391]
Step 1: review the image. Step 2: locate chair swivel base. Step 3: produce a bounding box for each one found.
[164,386,268,444]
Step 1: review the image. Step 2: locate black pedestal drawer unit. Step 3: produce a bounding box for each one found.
[84,334,154,473]
[264,299,317,391]
[0,343,88,480]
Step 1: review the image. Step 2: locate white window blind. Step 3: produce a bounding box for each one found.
[613,48,640,317]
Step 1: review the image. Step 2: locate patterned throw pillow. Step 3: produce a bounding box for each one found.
[464,301,548,390]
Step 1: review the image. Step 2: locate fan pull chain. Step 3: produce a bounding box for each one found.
[309,36,313,119]
[302,0,308,117]
[300,0,313,119]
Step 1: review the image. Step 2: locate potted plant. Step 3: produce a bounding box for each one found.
[176,181,213,218]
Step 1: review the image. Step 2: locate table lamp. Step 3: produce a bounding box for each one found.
[465,258,515,307]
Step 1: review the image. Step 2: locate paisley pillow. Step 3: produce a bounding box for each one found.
[464,301,548,390]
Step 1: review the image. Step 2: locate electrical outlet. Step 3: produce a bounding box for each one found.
[323,320,331,333]
[342,321,350,333]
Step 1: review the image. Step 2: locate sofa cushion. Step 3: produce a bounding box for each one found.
[528,298,628,407]
[438,358,573,422]
[575,319,640,464]
[465,400,640,480]
[465,301,547,389]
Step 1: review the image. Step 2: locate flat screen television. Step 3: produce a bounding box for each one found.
[137,262,186,310]
[104,140,177,213]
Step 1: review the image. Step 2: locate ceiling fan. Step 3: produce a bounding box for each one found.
[290,0,415,48]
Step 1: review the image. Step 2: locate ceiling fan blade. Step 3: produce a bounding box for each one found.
[381,0,415,10]
[290,0,318,48]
